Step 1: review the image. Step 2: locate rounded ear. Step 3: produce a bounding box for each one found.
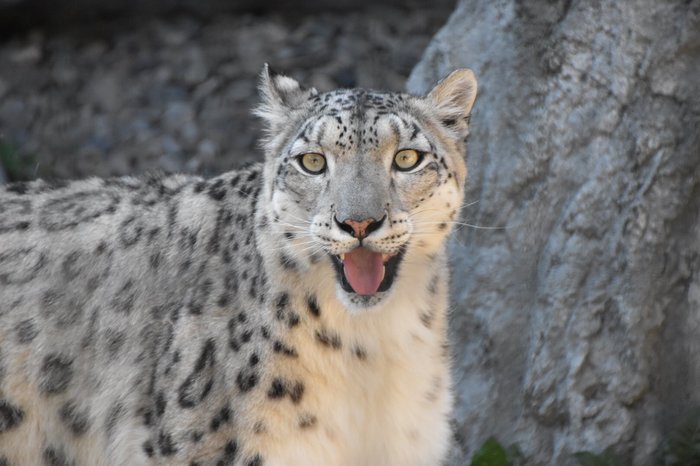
[427,69,477,138]
[255,64,318,128]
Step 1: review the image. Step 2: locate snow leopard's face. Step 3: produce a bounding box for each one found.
[257,67,476,310]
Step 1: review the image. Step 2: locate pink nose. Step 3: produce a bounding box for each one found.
[334,216,386,240]
[343,219,374,238]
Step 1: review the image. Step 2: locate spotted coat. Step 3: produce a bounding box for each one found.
[0,67,477,466]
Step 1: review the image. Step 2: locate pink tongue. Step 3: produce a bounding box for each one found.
[343,247,384,295]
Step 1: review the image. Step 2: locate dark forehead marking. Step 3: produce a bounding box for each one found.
[310,89,404,114]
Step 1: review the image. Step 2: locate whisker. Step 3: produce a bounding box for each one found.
[270,221,309,232]
[280,211,314,225]
[412,221,505,230]
[409,199,480,218]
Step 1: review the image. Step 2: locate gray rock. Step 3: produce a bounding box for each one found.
[408,1,700,465]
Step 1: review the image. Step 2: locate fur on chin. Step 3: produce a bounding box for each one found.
[335,284,393,313]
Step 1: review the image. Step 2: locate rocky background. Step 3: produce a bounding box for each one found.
[0,0,453,181]
[409,1,700,465]
[2,1,700,465]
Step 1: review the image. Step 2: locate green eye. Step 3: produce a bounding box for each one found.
[299,153,327,174]
[393,149,423,171]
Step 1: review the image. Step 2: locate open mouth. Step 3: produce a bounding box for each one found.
[330,247,406,296]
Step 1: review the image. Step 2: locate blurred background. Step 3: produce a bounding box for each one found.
[0,0,453,181]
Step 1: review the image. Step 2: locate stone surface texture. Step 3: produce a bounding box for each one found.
[0,4,451,180]
[408,1,700,465]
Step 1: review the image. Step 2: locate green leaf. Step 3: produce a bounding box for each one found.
[660,409,700,465]
[470,437,511,466]
[0,141,36,181]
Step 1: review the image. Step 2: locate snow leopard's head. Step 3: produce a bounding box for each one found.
[256,65,477,310]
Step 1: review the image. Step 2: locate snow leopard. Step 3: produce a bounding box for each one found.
[0,66,477,466]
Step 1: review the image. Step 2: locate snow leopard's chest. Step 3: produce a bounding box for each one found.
[238,282,453,466]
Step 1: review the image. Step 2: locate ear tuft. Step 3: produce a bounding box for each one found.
[427,69,477,138]
[255,64,317,129]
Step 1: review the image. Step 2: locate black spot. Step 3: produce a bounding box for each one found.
[40,288,79,328]
[40,354,74,395]
[208,179,227,201]
[260,326,271,340]
[273,340,298,358]
[150,252,161,269]
[59,401,90,435]
[43,446,72,466]
[210,405,232,432]
[438,222,447,230]
[143,440,155,457]
[224,270,239,294]
[147,227,160,243]
[298,413,317,429]
[249,353,259,366]
[178,339,216,408]
[246,455,263,466]
[229,326,241,352]
[191,431,203,443]
[428,273,439,295]
[275,292,289,309]
[0,199,32,234]
[287,312,300,328]
[315,329,342,350]
[217,293,230,307]
[236,367,259,393]
[248,276,258,299]
[111,280,136,314]
[353,346,367,361]
[420,310,434,328]
[155,391,167,417]
[105,330,126,357]
[0,248,46,286]
[279,254,297,271]
[267,378,286,399]
[61,250,84,281]
[306,295,321,318]
[220,440,238,463]
[16,318,39,343]
[159,431,178,456]
[208,207,234,254]
[141,407,153,427]
[0,399,24,432]
[194,181,207,193]
[289,382,305,404]
[39,191,121,232]
[188,279,213,315]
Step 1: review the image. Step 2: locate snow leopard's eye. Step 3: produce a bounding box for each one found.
[393,149,424,171]
[298,153,327,174]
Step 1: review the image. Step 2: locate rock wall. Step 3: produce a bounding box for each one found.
[0,6,450,180]
[408,1,700,465]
